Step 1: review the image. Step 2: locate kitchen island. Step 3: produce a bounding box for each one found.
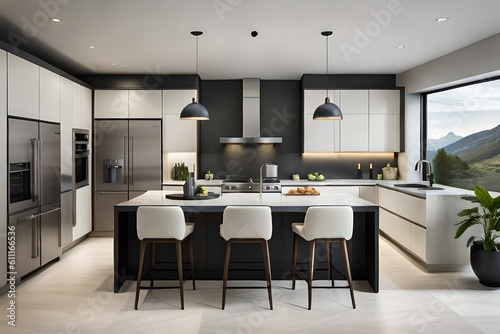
[113,191,379,293]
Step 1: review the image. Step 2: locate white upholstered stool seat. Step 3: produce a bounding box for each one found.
[134,206,195,310]
[220,206,273,310]
[292,206,356,310]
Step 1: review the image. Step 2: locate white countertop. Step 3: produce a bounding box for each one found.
[117,190,375,208]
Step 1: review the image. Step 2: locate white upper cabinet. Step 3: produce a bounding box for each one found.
[162,90,197,115]
[80,86,92,131]
[303,89,340,153]
[339,90,369,152]
[94,90,128,118]
[369,90,400,152]
[72,82,81,128]
[95,90,162,119]
[7,53,40,119]
[40,67,60,123]
[129,90,162,118]
[60,77,73,183]
[162,90,197,152]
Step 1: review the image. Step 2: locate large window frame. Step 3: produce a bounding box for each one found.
[420,76,500,191]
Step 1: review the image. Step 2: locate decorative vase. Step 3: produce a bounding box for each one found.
[470,244,500,287]
[183,172,195,198]
[205,173,213,180]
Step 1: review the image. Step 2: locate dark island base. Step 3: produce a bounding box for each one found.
[114,207,379,293]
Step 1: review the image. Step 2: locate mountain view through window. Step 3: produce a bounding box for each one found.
[426,79,500,192]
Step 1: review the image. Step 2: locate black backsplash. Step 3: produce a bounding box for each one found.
[199,79,397,180]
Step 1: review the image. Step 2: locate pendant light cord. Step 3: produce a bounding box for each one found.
[325,33,329,98]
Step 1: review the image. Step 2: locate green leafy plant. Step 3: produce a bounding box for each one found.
[454,185,500,251]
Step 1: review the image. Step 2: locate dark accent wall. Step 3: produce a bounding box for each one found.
[199,78,398,180]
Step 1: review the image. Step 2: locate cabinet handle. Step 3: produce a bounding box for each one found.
[31,219,37,259]
[130,136,134,185]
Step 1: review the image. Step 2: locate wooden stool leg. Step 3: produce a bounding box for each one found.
[222,240,232,310]
[292,233,299,290]
[150,242,156,288]
[134,240,148,310]
[262,240,273,310]
[327,240,332,284]
[189,234,196,290]
[176,240,184,310]
[341,239,356,309]
[308,240,316,310]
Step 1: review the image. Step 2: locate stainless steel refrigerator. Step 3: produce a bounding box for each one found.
[8,118,61,279]
[94,120,162,231]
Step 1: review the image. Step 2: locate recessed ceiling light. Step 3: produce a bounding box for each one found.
[50,18,62,22]
[396,45,405,49]
[435,17,449,22]
[111,63,116,66]
[90,46,95,49]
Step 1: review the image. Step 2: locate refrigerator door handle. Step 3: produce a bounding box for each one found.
[123,136,128,185]
[31,218,37,258]
[30,138,37,203]
[130,136,134,185]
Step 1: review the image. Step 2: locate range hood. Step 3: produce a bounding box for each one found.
[220,79,282,144]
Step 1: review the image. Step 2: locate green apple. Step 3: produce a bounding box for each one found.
[307,173,316,181]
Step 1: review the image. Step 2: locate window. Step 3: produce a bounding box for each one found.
[426,78,500,192]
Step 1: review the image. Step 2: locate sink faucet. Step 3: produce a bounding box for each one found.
[415,159,434,187]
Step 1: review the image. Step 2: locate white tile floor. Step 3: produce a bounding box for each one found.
[1,236,499,333]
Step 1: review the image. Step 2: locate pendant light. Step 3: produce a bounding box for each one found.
[180,31,210,120]
[313,31,343,120]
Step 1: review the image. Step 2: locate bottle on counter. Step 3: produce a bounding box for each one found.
[183,172,195,197]
[357,163,363,179]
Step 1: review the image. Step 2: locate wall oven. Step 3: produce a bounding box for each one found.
[73,129,89,189]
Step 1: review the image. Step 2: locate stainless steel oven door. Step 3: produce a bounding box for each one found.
[74,153,89,189]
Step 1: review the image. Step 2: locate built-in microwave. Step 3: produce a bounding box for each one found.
[73,129,89,189]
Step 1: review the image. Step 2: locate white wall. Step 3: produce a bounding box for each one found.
[396,33,500,180]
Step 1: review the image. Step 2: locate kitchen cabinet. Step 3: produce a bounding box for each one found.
[94,90,128,118]
[73,184,92,241]
[0,50,7,291]
[129,90,162,118]
[303,88,400,152]
[303,89,340,153]
[162,90,198,151]
[369,90,400,152]
[39,67,60,123]
[339,90,369,152]
[7,53,40,119]
[80,87,92,131]
[72,82,81,128]
[378,186,426,261]
[359,185,376,203]
[94,90,162,119]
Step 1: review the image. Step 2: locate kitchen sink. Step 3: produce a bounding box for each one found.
[394,183,443,190]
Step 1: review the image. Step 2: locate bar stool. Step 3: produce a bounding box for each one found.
[220,206,273,310]
[291,206,356,310]
[134,206,195,310]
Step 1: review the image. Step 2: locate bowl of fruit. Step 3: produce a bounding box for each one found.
[195,185,208,196]
[307,172,325,181]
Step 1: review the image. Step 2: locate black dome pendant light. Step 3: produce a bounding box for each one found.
[180,31,209,120]
[313,31,343,120]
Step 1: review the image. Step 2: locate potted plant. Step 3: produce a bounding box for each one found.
[454,185,500,287]
[205,170,213,181]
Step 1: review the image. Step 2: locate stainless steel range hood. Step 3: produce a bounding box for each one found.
[220,79,282,144]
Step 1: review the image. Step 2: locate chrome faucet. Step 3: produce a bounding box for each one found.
[415,159,434,187]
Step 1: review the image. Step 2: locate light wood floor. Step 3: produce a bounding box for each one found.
[1,236,498,333]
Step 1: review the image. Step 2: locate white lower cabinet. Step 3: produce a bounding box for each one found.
[378,187,426,261]
[73,185,92,241]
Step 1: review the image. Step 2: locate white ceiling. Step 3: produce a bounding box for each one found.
[1,0,500,80]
